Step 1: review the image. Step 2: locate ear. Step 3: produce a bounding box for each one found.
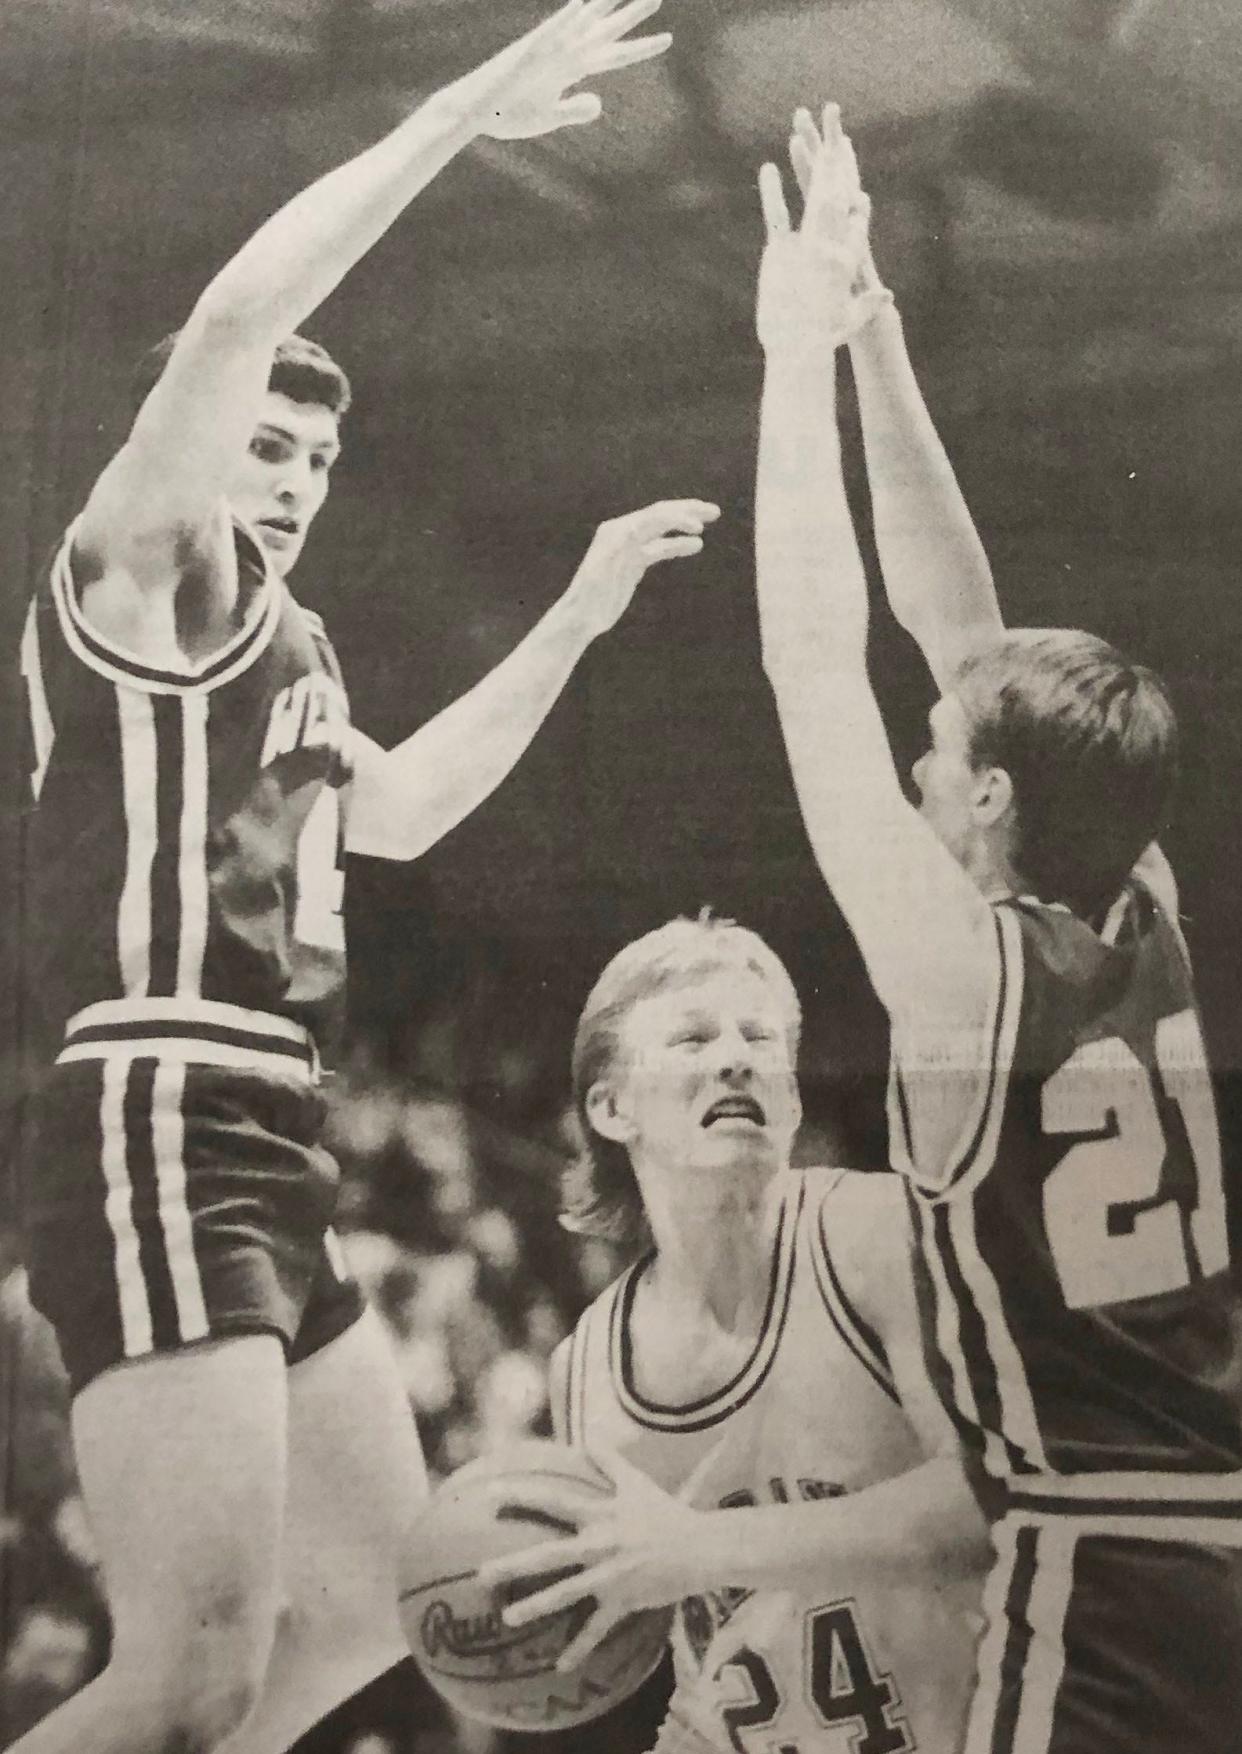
[970,764,1013,830]
[585,1078,633,1146]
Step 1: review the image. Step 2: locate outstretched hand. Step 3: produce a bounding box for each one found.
[456,0,671,142]
[756,103,891,355]
[566,499,720,637]
[476,1445,723,1672]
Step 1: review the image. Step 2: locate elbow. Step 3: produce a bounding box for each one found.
[189,277,278,349]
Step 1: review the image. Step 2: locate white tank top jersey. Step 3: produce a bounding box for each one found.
[556,1171,982,1754]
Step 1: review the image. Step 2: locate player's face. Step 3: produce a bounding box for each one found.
[911,694,980,865]
[605,967,801,1182]
[228,391,340,576]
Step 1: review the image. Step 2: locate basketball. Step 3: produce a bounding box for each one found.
[400,1439,673,1732]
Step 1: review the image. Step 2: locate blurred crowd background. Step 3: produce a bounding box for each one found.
[6,0,1242,1748]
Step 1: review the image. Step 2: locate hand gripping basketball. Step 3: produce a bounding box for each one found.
[475,1440,724,1675]
[400,1440,675,1731]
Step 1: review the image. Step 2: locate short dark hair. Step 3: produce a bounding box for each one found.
[953,628,1179,918]
[562,915,802,1251]
[130,331,352,420]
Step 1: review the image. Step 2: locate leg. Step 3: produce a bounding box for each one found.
[7,1333,288,1754]
[217,1308,430,1754]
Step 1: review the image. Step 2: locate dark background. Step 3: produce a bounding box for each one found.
[4,0,1242,1110]
[4,1,1242,1749]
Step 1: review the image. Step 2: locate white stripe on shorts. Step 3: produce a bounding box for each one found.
[99,1057,154,1357]
[151,1061,209,1344]
[964,1517,1076,1754]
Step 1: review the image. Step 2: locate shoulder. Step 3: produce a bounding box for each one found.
[1127,841,1180,925]
[554,1270,634,1445]
[806,1170,912,1305]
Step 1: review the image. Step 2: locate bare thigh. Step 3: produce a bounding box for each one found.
[216,1309,430,1754]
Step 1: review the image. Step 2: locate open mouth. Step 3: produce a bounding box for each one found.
[701,1095,766,1128]
[258,516,299,539]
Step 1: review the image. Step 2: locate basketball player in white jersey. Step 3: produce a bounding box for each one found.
[11,9,708,1754]
[479,917,988,1753]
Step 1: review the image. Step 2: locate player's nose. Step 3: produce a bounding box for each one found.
[275,455,314,507]
[712,1025,756,1078]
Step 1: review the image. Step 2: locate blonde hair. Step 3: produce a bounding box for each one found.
[562,915,801,1249]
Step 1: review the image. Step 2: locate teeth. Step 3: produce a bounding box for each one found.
[705,1101,763,1125]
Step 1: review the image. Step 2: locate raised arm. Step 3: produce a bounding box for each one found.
[77,0,670,589]
[786,112,1003,691]
[347,500,718,859]
[754,116,994,1030]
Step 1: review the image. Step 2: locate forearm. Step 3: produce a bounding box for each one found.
[355,586,596,860]
[849,305,1001,688]
[198,91,476,343]
[755,342,869,689]
[692,1455,989,1599]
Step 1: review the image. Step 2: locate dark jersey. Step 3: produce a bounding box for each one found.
[889,872,1242,1506]
[18,521,351,1070]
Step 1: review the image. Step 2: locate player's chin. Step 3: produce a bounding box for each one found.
[255,527,304,575]
[697,1121,782,1173]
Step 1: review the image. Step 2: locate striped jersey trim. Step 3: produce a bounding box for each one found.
[1008,1467,1242,1524]
[907,1187,1038,1482]
[1011,1466,1242,1502]
[809,1185,899,1405]
[889,905,1025,1200]
[60,996,317,1082]
[562,1306,594,1449]
[1003,1504,1242,1547]
[20,602,55,800]
[49,518,281,695]
[608,1182,804,1434]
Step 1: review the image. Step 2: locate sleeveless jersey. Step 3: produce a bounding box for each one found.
[559,1172,982,1754]
[18,522,351,1071]
[889,875,1242,1518]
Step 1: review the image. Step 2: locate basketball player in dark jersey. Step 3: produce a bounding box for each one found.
[754,109,1242,1753]
[9,8,713,1754]
[472,917,988,1754]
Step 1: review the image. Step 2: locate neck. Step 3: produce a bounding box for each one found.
[963,836,1022,903]
[638,1160,784,1330]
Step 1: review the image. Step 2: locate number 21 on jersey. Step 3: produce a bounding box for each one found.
[1042,1009,1229,1309]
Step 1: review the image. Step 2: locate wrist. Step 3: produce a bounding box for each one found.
[694,1508,770,1594]
[848,292,901,353]
[421,82,489,147]
[552,576,608,644]
[762,332,839,372]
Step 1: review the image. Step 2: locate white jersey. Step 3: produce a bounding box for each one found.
[557,1172,981,1754]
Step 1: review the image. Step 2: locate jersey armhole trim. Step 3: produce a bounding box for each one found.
[889,905,1024,1201]
[49,519,282,695]
[563,1311,591,1448]
[809,1191,901,1405]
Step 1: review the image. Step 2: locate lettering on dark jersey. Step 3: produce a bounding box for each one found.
[260,672,350,771]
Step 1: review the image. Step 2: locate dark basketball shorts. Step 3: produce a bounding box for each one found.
[965,1502,1242,1754]
[20,1031,365,1394]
